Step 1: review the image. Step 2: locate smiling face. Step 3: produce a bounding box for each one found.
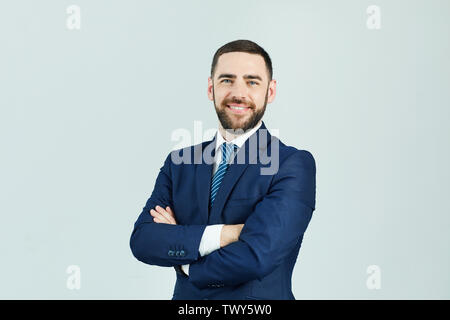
[208,52,276,133]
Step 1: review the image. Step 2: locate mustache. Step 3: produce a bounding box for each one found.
[221,100,255,108]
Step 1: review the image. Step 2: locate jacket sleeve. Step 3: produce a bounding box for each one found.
[129,152,207,267]
[187,150,316,289]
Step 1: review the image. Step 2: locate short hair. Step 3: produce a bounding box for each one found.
[210,39,273,81]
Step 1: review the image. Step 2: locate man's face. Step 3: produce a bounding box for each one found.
[208,52,277,132]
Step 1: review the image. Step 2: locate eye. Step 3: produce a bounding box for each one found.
[249,81,258,86]
[221,79,232,83]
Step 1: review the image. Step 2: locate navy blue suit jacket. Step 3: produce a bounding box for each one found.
[130,121,316,300]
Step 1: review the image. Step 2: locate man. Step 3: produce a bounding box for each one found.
[130,39,316,300]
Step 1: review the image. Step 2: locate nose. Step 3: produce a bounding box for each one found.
[229,78,249,101]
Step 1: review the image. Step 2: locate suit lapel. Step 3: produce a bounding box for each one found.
[208,121,273,224]
[194,135,216,224]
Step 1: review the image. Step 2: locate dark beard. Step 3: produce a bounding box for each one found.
[213,88,268,133]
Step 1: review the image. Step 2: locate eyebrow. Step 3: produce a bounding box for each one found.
[217,73,263,81]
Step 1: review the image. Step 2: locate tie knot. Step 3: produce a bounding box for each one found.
[221,142,237,163]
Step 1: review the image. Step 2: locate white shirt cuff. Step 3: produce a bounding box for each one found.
[181,264,189,276]
[199,224,224,257]
[181,225,224,277]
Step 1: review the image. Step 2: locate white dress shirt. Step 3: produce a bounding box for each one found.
[181,120,262,276]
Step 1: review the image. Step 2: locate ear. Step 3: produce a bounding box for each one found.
[266,79,277,104]
[207,77,214,101]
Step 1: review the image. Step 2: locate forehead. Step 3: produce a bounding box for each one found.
[215,52,267,80]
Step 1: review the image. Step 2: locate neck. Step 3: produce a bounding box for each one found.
[218,120,262,142]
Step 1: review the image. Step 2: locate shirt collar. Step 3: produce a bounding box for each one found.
[215,120,262,152]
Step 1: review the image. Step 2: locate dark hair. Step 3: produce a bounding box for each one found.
[210,39,273,81]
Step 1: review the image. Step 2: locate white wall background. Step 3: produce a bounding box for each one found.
[0,0,449,299]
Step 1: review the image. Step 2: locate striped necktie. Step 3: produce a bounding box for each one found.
[209,142,238,208]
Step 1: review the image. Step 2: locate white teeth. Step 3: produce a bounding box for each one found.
[229,106,245,110]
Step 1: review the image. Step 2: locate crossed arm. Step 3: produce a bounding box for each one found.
[129,153,245,268]
[130,150,315,289]
[150,205,244,275]
[150,205,243,250]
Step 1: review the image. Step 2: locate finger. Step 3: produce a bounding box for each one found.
[155,205,172,223]
[150,209,162,218]
[151,208,171,224]
[166,206,177,224]
[152,211,171,224]
[156,205,176,225]
[165,206,174,217]
[163,207,176,225]
[153,216,165,224]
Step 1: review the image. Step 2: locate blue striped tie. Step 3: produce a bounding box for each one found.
[210,142,238,208]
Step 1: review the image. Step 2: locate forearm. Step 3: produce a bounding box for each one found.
[188,203,313,288]
[130,211,207,267]
[186,238,267,288]
[220,224,244,247]
[181,223,242,276]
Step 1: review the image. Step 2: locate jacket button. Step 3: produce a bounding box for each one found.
[175,250,180,256]
[168,250,174,256]
[179,250,185,257]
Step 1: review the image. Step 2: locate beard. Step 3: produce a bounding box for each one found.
[213,87,268,133]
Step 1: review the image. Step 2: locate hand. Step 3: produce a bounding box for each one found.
[150,205,177,225]
[220,224,244,248]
